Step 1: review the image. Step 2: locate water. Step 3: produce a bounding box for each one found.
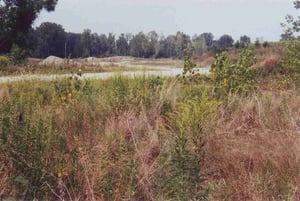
[0,66,211,83]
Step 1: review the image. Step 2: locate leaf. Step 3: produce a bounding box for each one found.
[14,175,29,186]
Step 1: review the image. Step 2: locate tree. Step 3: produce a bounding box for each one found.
[175,31,190,58]
[218,34,234,50]
[129,32,148,58]
[165,35,177,58]
[116,33,129,56]
[280,1,300,40]
[33,22,66,58]
[212,34,234,52]
[240,35,251,46]
[0,0,59,53]
[107,33,116,56]
[147,31,159,58]
[199,32,214,50]
[191,35,207,55]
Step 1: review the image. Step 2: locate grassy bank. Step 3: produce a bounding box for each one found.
[0,68,299,200]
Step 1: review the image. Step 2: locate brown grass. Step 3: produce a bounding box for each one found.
[204,92,300,201]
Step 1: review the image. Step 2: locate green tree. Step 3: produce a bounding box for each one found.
[217,34,234,50]
[175,31,190,58]
[280,1,300,40]
[129,32,148,57]
[199,32,214,50]
[0,0,59,53]
[116,33,129,56]
[107,33,116,56]
[240,35,251,47]
[33,22,66,58]
[192,35,207,55]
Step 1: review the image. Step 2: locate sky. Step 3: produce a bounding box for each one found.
[34,0,298,41]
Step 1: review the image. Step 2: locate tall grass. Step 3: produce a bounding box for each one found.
[0,72,299,200]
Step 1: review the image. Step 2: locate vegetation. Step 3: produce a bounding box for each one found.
[0,0,58,53]
[210,46,257,96]
[0,1,300,200]
[0,43,299,200]
[0,18,259,60]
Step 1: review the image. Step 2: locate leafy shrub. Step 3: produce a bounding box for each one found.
[10,44,27,63]
[165,93,219,200]
[281,40,300,78]
[183,47,196,76]
[54,73,91,104]
[210,46,257,96]
[0,56,10,67]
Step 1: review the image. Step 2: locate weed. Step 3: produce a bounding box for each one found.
[210,46,257,96]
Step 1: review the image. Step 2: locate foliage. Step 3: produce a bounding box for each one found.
[54,73,91,104]
[210,46,257,96]
[27,22,239,59]
[166,93,219,200]
[0,56,10,67]
[183,47,196,75]
[212,34,234,52]
[10,44,27,63]
[0,74,299,200]
[279,40,300,82]
[33,22,66,58]
[0,0,58,53]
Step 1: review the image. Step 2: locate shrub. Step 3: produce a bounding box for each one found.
[281,40,300,78]
[210,46,257,96]
[0,56,10,67]
[164,93,219,200]
[183,47,196,76]
[10,44,27,64]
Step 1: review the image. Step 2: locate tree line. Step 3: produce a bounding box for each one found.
[24,22,256,59]
[1,0,263,59]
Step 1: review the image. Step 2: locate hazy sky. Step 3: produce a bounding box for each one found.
[34,0,298,41]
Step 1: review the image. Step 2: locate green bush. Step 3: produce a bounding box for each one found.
[210,46,257,96]
[281,40,300,78]
[10,44,27,63]
[165,93,219,200]
[0,56,10,67]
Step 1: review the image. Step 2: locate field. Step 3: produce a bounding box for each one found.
[0,50,300,200]
[0,44,300,200]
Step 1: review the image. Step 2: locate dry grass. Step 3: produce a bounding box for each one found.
[196,52,216,67]
[205,92,300,201]
[0,71,299,200]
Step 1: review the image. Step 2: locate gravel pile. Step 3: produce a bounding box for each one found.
[39,56,65,66]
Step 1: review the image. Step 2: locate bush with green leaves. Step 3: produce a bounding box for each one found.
[164,93,219,200]
[0,56,10,67]
[281,40,300,78]
[183,47,196,76]
[210,46,257,96]
[10,44,27,64]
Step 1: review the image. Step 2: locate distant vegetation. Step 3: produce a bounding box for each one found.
[8,22,257,59]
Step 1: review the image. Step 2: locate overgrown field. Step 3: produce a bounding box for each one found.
[0,46,299,201]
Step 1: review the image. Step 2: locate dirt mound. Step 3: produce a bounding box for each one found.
[39,56,65,66]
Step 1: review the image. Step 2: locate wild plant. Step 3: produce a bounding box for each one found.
[210,46,257,96]
[163,92,219,200]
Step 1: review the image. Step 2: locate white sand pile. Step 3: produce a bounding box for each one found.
[39,56,65,66]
